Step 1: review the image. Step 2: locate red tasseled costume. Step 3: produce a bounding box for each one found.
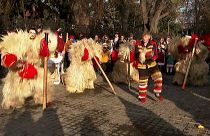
[135,40,141,46]
[2,53,17,67]
[18,63,38,79]
[111,50,118,61]
[130,51,135,63]
[40,39,49,57]
[56,37,65,52]
[81,48,89,61]
[188,33,198,49]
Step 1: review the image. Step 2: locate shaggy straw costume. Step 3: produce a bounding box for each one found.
[169,35,209,86]
[65,39,102,93]
[112,42,139,83]
[0,30,57,109]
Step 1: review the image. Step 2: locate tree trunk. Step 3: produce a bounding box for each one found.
[141,0,149,32]
[121,6,130,34]
[150,17,159,34]
[73,0,89,26]
[72,0,90,34]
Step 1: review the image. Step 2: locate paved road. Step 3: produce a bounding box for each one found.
[0,69,210,136]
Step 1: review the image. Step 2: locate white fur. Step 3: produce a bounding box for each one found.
[65,38,102,93]
[0,30,57,109]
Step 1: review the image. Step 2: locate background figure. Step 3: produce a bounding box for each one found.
[51,28,65,85]
[101,43,111,73]
[157,37,166,72]
[166,52,175,75]
[64,35,75,69]
[94,34,101,43]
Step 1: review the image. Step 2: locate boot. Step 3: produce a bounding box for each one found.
[155,93,164,101]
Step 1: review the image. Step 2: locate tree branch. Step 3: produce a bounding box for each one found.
[159,12,169,20]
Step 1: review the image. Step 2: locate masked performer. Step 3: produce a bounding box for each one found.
[0,29,57,109]
[64,38,102,93]
[133,33,163,103]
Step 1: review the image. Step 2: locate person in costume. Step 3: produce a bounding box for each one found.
[0,29,57,109]
[133,33,163,103]
[64,38,102,93]
[112,42,139,84]
[166,52,175,75]
[101,43,111,73]
[169,34,209,86]
[64,35,76,69]
[157,37,166,72]
[49,28,65,85]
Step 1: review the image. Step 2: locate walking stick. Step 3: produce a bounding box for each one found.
[127,45,137,94]
[182,38,198,90]
[127,47,131,90]
[43,33,48,111]
[93,57,116,95]
[64,32,69,52]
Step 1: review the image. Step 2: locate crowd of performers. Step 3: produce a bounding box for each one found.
[0,27,210,109]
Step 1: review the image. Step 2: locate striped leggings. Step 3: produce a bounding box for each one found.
[138,64,163,99]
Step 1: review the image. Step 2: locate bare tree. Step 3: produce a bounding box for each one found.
[140,0,181,33]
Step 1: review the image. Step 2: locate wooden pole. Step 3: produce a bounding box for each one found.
[127,46,131,90]
[43,33,48,111]
[182,38,198,90]
[93,57,116,95]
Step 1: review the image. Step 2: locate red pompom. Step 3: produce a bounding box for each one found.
[188,33,198,49]
[56,37,65,52]
[18,63,37,79]
[2,53,17,67]
[40,39,49,57]
[111,50,118,61]
[130,51,135,63]
[81,48,89,61]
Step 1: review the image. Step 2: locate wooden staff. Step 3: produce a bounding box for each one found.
[43,33,48,111]
[127,46,131,90]
[182,38,198,90]
[93,57,116,95]
[64,32,69,52]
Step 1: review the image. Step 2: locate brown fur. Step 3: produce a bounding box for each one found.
[112,43,139,84]
[170,36,209,86]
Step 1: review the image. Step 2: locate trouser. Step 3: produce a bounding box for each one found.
[138,63,163,99]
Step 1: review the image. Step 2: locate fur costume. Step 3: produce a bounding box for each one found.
[0,30,57,109]
[169,35,209,86]
[64,38,102,93]
[112,42,139,84]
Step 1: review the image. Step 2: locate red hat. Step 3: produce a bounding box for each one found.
[69,35,75,39]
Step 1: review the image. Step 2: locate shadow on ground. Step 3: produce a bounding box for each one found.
[117,96,185,136]
[80,114,104,136]
[4,107,64,136]
[162,75,210,129]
